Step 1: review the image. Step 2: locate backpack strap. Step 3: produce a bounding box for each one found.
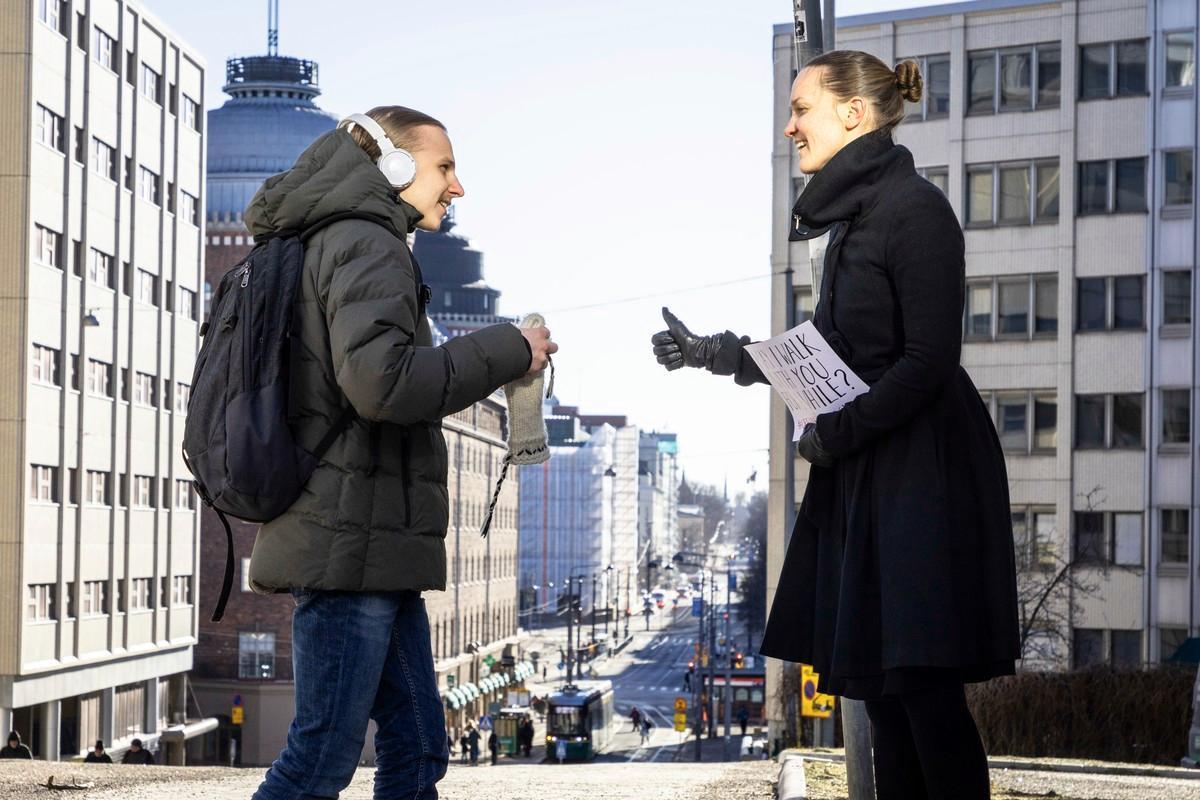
[312,405,358,461]
[211,509,236,623]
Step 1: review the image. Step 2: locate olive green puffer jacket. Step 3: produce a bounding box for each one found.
[244,129,531,594]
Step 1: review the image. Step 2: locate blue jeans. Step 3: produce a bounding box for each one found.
[253,590,449,800]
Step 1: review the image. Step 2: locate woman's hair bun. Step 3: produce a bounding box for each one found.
[894,59,923,104]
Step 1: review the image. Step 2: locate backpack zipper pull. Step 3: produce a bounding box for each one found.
[240,267,251,288]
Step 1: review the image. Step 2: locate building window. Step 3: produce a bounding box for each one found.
[1012,506,1057,570]
[1162,627,1188,662]
[1079,40,1147,99]
[33,224,62,269]
[793,287,814,324]
[132,475,153,508]
[37,0,67,35]
[129,577,151,610]
[179,191,199,226]
[137,166,161,205]
[981,391,1057,454]
[26,584,56,621]
[136,269,158,305]
[81,580,107,617]
[178,286,197,320]
[1073,628,1104,668]
[86,359,112,398]
[917,166,948,195]
[92,26,116,72]
[90,137,117,182]
[88,248,113,288]
[1073,511,1142,565]
[1110,630,1141,667]
[174,382,191,414]
[963,275,1056,340]
[35,104,65,154]
[174,479,195,510]
[239,632,276,679]
[1077,158,1147,215]
[171,575,192,606]
[966,160,1058,226]
[132,372,156,407]
[1163,150,1194,207]
[72,126,84,163]
[85,470,109,506]
[1162,389,1191,446]
[967,43,1060,114]
[901,54,950,120]
[182,95,200,132]
[1162,271,1191,326]
[1160,508,1189,564]
[1164,31,1196,90]
[1075,393,1143,449]
[139,63,161,104]
[29,464,58,502]
[31,344,61,387]
[1075,276,1144,331]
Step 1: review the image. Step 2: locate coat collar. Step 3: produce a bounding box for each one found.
[789,128,914,240]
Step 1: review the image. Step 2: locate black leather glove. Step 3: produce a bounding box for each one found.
[796,423,833,468]
[651,307,725,371]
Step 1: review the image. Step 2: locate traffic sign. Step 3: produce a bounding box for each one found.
[800,664,835,719]
[479,714,493,731]
[674,697,687,712]
[231,706,244,725]
[691,597,703,617]
[673,713,687,732]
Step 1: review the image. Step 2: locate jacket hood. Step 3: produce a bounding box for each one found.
[790,128,914,239]
[244,128,424,239]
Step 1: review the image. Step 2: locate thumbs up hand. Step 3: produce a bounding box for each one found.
[651,307,719,371]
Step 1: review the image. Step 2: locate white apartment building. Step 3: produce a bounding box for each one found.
[767,0,1197,737]
[0,0,208,761]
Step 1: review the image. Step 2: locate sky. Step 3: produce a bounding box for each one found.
[149,0,960,492]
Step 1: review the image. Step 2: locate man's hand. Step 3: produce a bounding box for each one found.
[521,325,558,376]
[651,307,718,371]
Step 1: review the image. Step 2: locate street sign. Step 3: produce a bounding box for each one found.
[673,713,687,732]
[446,674,456,688]
[483,655,496,666]
[800,664,835,719]
[674,697,687,712]
[691,597,703,617]
[728,572,737,591]
[231,706,244,725]
[479,714,493,731]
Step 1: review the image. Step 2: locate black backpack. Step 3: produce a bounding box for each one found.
[183,211,419,622]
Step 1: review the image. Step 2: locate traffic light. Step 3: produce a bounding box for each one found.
[733,652,745,669]
[687,660,695,673]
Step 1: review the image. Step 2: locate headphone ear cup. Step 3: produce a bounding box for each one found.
[378,149,417,189]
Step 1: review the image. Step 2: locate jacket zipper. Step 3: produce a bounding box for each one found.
[399,428,413,528]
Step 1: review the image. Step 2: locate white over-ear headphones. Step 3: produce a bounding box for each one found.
[338,113,417,190]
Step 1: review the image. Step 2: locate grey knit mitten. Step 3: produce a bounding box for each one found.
[503,313,552,466]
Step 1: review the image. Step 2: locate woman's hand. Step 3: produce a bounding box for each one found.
[651,307,720,371]
[796,423,833,468]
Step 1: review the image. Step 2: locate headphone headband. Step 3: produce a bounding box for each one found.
[338,112,417,190]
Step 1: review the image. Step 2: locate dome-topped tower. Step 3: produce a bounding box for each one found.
[413,211,509,336]
[204,4,338,287]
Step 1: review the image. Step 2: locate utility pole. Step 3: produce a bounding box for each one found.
[707,571,717,738]
[723,564,733,760]
[591,574,597,644]
[624,566,630,639]
[693,572,704,761]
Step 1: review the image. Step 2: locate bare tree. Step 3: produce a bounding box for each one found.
[1014,485,1136,668]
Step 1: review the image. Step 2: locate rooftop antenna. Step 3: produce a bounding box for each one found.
[267,0,279,56]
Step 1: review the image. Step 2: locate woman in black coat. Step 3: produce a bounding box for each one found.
[651,51,1017,799]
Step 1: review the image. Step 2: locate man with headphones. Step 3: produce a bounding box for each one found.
[242,107,556,800]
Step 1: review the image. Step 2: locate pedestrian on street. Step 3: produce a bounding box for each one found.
[467,726,480,766]
[85,740,113,763]
[630,706,641,731]
[487,730,499,766]
[240,107,556,800]
[121,738,155,765]
[639,716,653,745]
[652,52,1017,800]
[0,731,32,759]
[519,717,534,758]
[737,707,749,737]
[459,731,470,765]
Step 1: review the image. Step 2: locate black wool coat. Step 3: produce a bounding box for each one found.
[720,129,1019,699]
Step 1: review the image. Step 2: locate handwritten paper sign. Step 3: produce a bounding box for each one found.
[744,321,869,440]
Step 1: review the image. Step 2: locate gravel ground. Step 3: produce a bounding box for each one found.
[0,758,780,800]
[802,759,1200,800]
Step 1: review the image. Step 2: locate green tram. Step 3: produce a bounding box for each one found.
[544,680,614,761]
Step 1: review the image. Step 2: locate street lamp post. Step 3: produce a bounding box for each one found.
[624,566,631,639]
[604,565,613,637]
[723,558,734,761]
[591,574,598,644]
